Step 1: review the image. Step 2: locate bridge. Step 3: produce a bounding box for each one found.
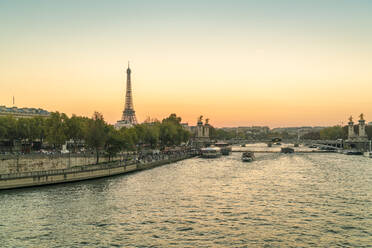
[227,138,298,145]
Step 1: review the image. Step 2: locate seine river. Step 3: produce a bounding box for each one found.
[1,146,371,247]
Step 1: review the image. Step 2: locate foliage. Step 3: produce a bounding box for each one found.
[45,112,68,148]
[0,111,191,157]
[66,115,87,142]
[319,126,346,140]
[301,131,321,140]
[301,126,348,140]
[209,127,236,140]
[85,112,107,163]
[0,116,18,141]
[159,114,189,146]
[105,126,125,161]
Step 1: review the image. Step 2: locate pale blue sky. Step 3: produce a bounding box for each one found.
[1,0,372,127]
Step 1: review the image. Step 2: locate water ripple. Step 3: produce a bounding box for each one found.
[1,151,371,247]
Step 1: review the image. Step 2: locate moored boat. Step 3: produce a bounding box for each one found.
[200,147,222,158]
[281,147,294,154]
[344,150,363,155]
[214,142,232,155]
[242,151,255,162]
[363,151,372,158]
[364,141,372,158]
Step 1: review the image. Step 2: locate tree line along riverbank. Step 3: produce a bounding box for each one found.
[0,112,191,164]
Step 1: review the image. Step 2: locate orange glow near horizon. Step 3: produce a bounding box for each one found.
[1,1,372,128]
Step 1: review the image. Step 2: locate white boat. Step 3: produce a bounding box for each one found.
[214,142,232,155]
[200,147,222,158]
[364,141,372,158]
[363,152,372,158]
[242,151,255,162]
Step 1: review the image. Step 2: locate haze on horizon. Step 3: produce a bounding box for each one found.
[1,0,372,128]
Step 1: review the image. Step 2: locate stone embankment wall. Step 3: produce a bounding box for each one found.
[0,154,122,175]
[0,154,194,190]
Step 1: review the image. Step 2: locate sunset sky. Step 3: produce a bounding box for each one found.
[1,0,372,127]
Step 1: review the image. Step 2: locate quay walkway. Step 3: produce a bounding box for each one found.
[232,150,335,153]
[0,150,198,190]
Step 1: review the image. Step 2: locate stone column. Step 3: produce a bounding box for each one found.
[204,124,210,138]
[359,119,367,139]
[197,121,203,138]
[348,120,355,140]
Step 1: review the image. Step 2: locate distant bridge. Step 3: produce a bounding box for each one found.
[221,139,343,147]
[227,138,298,145]
[304,140,343,148]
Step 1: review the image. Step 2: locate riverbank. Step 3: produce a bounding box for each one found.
[0,153,196,190]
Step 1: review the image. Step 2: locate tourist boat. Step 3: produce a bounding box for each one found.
[363,152,372,158]
[214,142,232,155]
[281,147,294,154]
[319,146,337,152]
[274,142,282,146]
[363,141,372,158]
[200,147,222,158]
[343,150,363,155]
[242,151,255,162]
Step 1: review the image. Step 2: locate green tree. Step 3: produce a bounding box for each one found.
[162,113,182,125]
[118,127,137,151]
[209,127,236,140]
[160,121,178,146]
[0,116,18,150]
[16,118,32,141]
[85,112,107,163]
[142,123,160,148]
[105,126,125,161]
[66,115,88,151]
[45,112,68,149]
[30,117,46,143]
[319,126,346,140]
[134,124,146,146]
[301,131,321,140]
[159,114,189,147]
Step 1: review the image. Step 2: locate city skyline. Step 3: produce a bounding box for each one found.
[1,0,372,127]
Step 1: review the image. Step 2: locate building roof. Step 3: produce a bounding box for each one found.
[0,105,50,116]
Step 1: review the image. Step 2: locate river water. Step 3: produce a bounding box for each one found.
[1,146,372,247]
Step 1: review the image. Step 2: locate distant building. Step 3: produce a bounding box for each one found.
[271,126,325,135]
[183,117,211,147]
[220,127,237,132]
[239,126,270,134]
[220,126,269,134]
[345,114,369,150]
[0,105,50,118]
[181,123,192,132]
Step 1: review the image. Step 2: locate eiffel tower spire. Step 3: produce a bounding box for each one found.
[120,62,138,125]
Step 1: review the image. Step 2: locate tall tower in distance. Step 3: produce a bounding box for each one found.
[115,62,138,129]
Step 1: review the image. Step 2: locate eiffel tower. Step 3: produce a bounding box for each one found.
[116,62,138,128]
